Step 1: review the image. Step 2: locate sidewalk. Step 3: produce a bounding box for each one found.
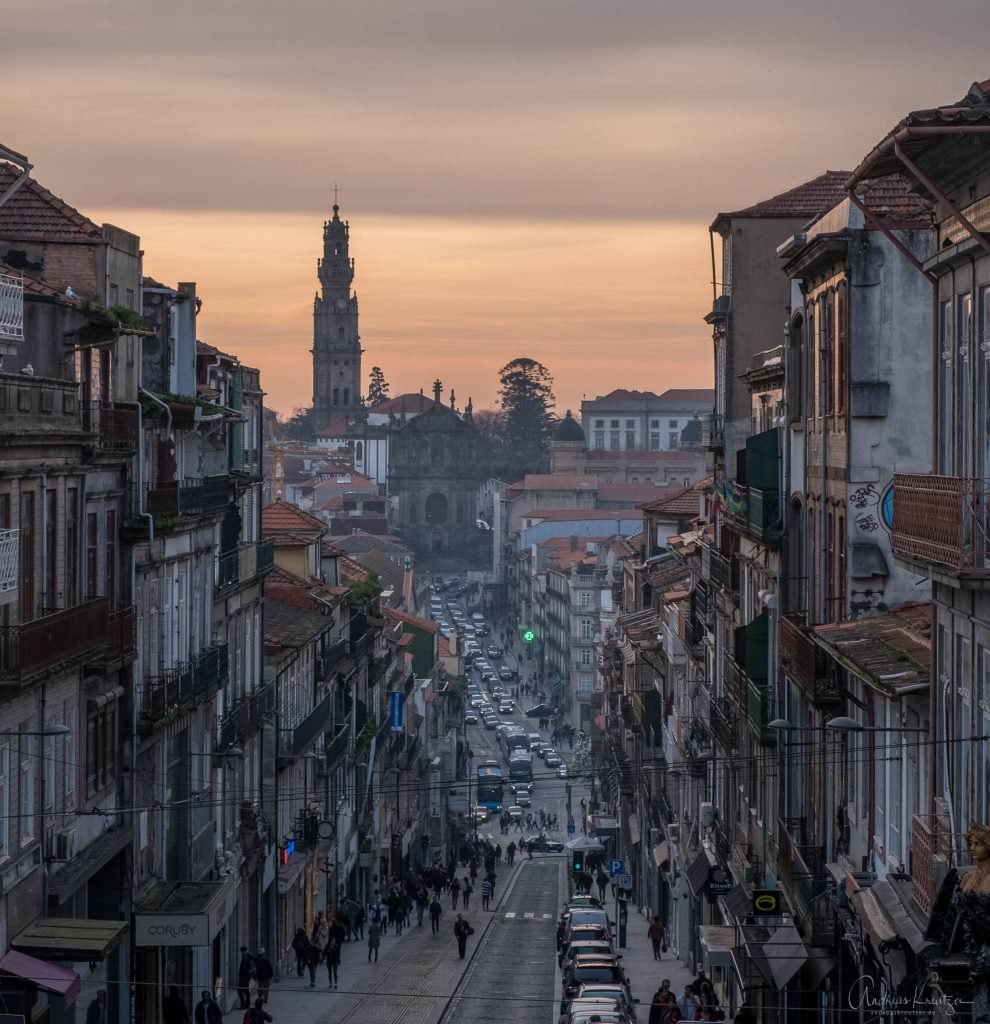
[620,904,696,1008]
[227,871,520,1024]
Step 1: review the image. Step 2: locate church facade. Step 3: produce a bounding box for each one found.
[313,200,362,426]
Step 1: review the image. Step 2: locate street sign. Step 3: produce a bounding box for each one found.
[567,821,576,834]
[389,691,405,731]
[609,858,625,876]
[616,873,633,890]
[752,889,782,915]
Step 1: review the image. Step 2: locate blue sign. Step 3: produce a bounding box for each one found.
[609,858,625,876]
[567,821,576,834]
[389,691,405,732]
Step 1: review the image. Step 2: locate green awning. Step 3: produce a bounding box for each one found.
[12,918,128,961]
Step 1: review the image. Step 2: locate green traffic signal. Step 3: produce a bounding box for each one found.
[523,629,535,643]
[572,851,584,873]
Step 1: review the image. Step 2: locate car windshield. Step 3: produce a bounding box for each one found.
[573,967,619,983]
[578,988,625,1002]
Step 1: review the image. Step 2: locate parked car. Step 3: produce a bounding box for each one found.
[486,645,502,659]
[557,764,569,778]
[525,834,565,853]
[545,753,563,768]
[559,940,615,970]
[498,700,514,714]
[499,666,516,681]
[464,712,479,725]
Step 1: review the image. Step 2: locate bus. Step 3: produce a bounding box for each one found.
[508,755,533,785]
[476,763,505,811]
[499,727,529,762]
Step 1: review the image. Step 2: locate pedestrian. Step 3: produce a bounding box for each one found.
[253,948,274,1004]
[648,915,667,961]
[194,991,222,1024]
[450,876,461,909]
[305,940,322,988]
[596,869,608,902]
[330,914,347,947]
[312,911,330,950]
[481,877,493,911]
[429,896,444,935]
[85,990,108,1024]
[291,927,309,977]
[162,986,189,1024]
[649,985,674,1024]
[236,948,254,1009]
[507,841,515,865]
[453,914,475,959]
[244,997,272,1024]
[367,919,382,962]
[324,935,341,988]
[462,879,473,910]
[494,842,502,865]
[677,985,701,1022]
[355,902,366,939]
[416,888,428,926]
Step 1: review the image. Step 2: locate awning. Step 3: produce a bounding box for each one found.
[721,883,752,923]
[763,924,808,990]
[47,825,132,905]
[699,925,736,968]
[627,814,640,841]
[134,878,236,947]
[652,842,669,869]
[803,947,839,988]
[277,852,308,896]
[0,950,81,1007]
[11,918,128,961]
[851,879,938,958]
[686,851,713,897]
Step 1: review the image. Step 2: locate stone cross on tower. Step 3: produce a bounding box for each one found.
[432,379,443,404]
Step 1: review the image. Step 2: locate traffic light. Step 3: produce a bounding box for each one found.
[523,629,535,643]
[572,850,585,874]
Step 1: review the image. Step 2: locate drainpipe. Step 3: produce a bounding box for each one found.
[139,389,172,542]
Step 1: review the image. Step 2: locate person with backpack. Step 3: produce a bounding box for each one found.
[252,949,274,1004]
[429,896,443,935]
[291,927,309,977]
[237,948,255,1010]
[324,935,341,988]
[304,940,322,988]
[367,919,382,962]
[453,914,475,960]
[244,997,272,1024]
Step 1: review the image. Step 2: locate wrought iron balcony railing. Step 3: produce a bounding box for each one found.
[148,474,232,519]
[892,474,990,575]
[84,401,138,451]
[0,528,17,595]
[0,273,24,342]
[0,598,109,678]
[215,539,275,593]
[911,813,951,918]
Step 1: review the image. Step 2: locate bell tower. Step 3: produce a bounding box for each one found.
[313,190,362,425]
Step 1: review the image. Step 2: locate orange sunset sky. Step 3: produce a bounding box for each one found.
[6,1,988,417]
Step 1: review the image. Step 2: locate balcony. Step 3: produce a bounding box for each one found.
[0,598,109,680]
[106,606,137,661]
[84,402,138,451]
[216,699,251,752]
[745,678,773,743]
[892,474,990,581]
[0,528,17,595]
[781,615,844,707]
[778,818,836,946]
[0,272,24,342]
[746,487,781,543]
[140,644,228,724]
[148,474,232,519]
[911,813,950,917]
[701,412,724,452]
[290,690,334,757]
[709,696,737,752]
[215,539,275,594]
[702,543,731,593]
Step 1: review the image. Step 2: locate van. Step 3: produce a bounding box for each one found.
[471,612,485,625]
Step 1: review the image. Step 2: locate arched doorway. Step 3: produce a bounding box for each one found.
[425,492,448,525]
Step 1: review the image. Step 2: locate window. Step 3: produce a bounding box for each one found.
[825,290,835,415]
[338,327,345,338]
[721,233,732,295]
[580,648,593,666]
[978,646,990,824]
[625,431,635,448]
[625,419,635,428]
[125,287,135,310]
[807,306,816,420]
[595,419,604,428]
[609,431,620,450]
[86,699,117,796]
[939,300,954,473]
[649,432,660,450]
[44,489,57,609]
[593,431,605,449]
[0,744,7,857]
[408,498,417,525]
[668,433,678,449]
[109,284,119,306]
[19,491,34,621]
[610,420,619,428]
[62,698,75,815]
[668,420,678,428]
[342,388,350,405]
[355,441,364,462]
[43,733,55,817]
[837,514,846,619]
[836,284,847,415]
[956,635,973,836]
[65,487,78,606]
[19,727,35,844]
[85,512,98,599]
[332,387,340,405]
[578,590,591,608]
[580,620,592,641]
[105,510,116,608]
[959,293,973,475]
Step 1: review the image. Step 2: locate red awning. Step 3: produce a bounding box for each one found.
[0,950,81,1006]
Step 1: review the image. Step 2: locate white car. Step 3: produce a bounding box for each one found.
[557,764,568,778]
[464,712,479,725]
[507,804,524,821]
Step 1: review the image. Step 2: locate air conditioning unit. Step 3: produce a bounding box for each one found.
[666,823,681,844]
[699,802,716,829]
[53,828,76,861]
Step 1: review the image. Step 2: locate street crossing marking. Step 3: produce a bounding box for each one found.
[542,913,552,919]
[523,912,535,919]
[504,912,516,918]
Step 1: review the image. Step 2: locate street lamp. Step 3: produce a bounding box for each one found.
[0,724,71,736]
[824,715,928,734]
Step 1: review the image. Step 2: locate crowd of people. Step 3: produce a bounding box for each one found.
[648,970,724,1024]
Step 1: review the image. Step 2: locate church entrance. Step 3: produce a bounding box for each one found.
[425,492,448,525]
[432,530,444,554]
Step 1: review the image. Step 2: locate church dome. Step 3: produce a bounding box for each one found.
[553,410,585,444]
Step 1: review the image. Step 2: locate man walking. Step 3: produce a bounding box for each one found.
[162,986,189,1024]
[367,919,382,962]
[194,991,222,1024]
[453,914,474,960]
[648,916,667,961]
[305,941,322,987]
[480,877,493,911]
[236,948,254,1010]
[324,935,341,988]
[677,984,701,1021]
[506,841,516,865]
[253,948,274,1004]
[596,869,609,902]
[429,896,444,935]
[462,879,473,910]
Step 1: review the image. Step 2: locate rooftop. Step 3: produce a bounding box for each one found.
[506,474,598,492]
[0,161,103,244]
[711,170,853,231]
[813,602,932,696]
[640,488,701,517]
[385,607,438,634]
[370,392,438,416]
[585,387,715,407]
[265,597,335,650]
[262,501,325,538]
[523,507,645,522]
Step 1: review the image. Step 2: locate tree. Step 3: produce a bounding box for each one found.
[282,406,318,442]
[496,358,557,475]
[367,366,390,406]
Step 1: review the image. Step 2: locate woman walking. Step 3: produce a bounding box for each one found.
[367,920,382,962]
[324,935,341,988]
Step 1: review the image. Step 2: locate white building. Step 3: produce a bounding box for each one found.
[580,388,714,452]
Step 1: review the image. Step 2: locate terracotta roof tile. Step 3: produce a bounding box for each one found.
[385,607,438,634]
[854,174,934,224]
[523,507,644,522]
[711,170,853,229]
[597,483,671,503]
[641,488,701,517]
[262,501,325,537]
[317,415,353,438]
[339,556,372,583]
[506,474,598,492]
[0,261,66,299]
[0,162,103,243]
[657,388,715,405]
[369,393,437,415]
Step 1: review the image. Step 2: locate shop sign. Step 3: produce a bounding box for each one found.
[707,864,733,899]
[752,889,782,916]
[134,913,210,947]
